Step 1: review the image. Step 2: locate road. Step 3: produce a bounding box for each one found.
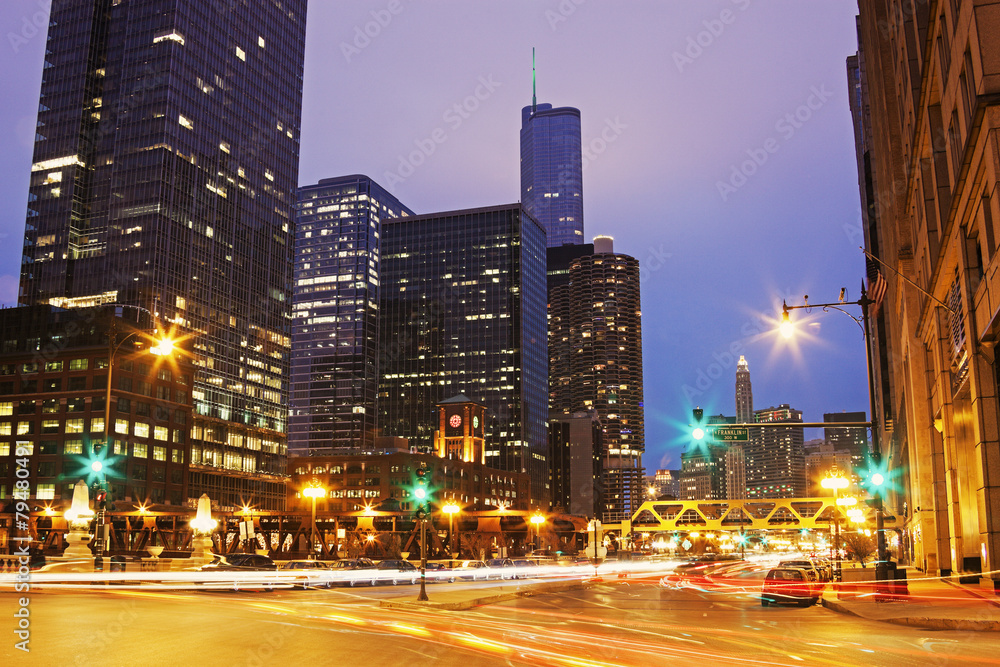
[4,577,1000,666]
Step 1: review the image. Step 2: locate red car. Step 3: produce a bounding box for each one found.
[761,567,821,607]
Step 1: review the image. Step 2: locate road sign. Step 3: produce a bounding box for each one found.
[710,426,749,442]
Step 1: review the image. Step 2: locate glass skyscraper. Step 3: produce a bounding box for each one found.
[520,103,584,247]
[19,0,308,509]
[292,176,413,454]
[378,205,550,503]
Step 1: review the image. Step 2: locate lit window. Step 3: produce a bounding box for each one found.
[179,115,194,130]
[64,439,83,454]
[90,417,104,433]
[134,423,150,439]
[236,46,246,61]
[258,36,265,48]
[36,484,55,500]
[154,426,168,441]
[65,419,84,433]
[134,442,148,458]
[153,446,166,461]
[0,402,11,416]
[115,418,128,435]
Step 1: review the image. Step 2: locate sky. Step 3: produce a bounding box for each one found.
[0,1,869,473]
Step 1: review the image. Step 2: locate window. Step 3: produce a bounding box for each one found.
[38,441,58,455]
[133,442,148,458]
[42,399,59,413]
[36,484,55,500]
[154,426,168,441]
[134,423,149,439]
[132,464,147,480]
[136,402,150,417]
[117,398,130,413]
[68,377,86,392]
[156,386,170,401]
[0,383,12,396]
[69,358,88,371]
[95,357,109,370]
[91,417,105,433]
[120,360,133,372]
[118,377,132,392]
[114,418,128,435]
[21,363,37,374]
[18,401,36,414]
[138,381,152,397]
[173,410,186,424]
[41,420,59,434]
[152,466,165,482]
[65,418,84,433]
[0,423,10,436]
[67,398,85,412]
[17,422,34,435]
[157,368,172,381]
[171,449,184,464]
[64,439,83,454]
[93,376,106,390]
[44,361,62,372]
[14,442,32,455]
[173,429,185,444]
[153,446,166,461]
[43,379,61,392]
[0,402,11,416]
[20,380,36,393]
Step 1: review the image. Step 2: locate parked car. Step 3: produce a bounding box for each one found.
[279,560,333,589]
[761,567,821,607]
[486,558,517,579]
[423,562,456,583]
[452,559,490,580]
[329,558,378,587]
[778,560,824,584]
[526,549,557,561]
[376,559,419,585]
[198,554,280,591]
[510,559,539,579]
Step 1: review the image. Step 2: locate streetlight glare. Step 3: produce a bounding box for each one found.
[780,318,794,339]
[91,460,103,473]
[150,337,175,356]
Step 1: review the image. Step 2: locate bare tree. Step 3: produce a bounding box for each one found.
[463,533,493,560]
[842,532,877,567]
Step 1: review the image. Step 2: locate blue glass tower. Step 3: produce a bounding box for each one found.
[520,55,584,248]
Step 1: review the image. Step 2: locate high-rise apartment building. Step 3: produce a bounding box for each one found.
[377,204,550,503]
[853,0,1000,578]
[18,0,308,509]
[548,236,644,522]
[746,404,805,499]
[520,85,584,247]
[291,176,413,455]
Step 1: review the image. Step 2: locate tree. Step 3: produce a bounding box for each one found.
[462,533,493,560]
[842,531,877,567]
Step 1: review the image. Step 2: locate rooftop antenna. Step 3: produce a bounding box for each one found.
[532,47,537,114]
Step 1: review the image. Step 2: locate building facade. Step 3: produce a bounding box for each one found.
[0,305,194,509]
[18,0,308,510]
[680,442,728,501]
[291,176,413,455]
[745,405,805,499]
[548,236,645,522]
[549,409,602,517]
[377,204,550,504]
[520,103,584,247]
[735,355,754,423]
[853,0,1000,580]
[823,410,870,473]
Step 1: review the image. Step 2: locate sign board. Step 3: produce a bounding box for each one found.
[710,426,749,442]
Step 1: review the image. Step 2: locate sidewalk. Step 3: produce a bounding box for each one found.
[822,568,1000,631]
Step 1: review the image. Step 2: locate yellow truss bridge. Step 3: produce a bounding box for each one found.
[602,497,899,535]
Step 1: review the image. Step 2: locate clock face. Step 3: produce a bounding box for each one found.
[449,414,462,428]
[473,416,479,429]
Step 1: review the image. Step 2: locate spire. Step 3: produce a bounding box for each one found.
[531,47,537,114]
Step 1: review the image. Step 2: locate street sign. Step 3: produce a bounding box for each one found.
[710,426,749,442]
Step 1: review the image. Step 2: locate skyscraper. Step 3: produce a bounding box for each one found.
[746,404,806,499]
[548,236,644,522]
[378,204,550,503]
[823,410,870,473]
[730,355,753,498]
[291,176,413,455]
[520,56,584,247]
[19,0,308,509]
[735,355,754,423]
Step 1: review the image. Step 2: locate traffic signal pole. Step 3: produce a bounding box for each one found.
[417,517,429,601]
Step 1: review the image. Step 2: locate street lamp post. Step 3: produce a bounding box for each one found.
[530,513,545,552]
[781,285,889,589]
[302,481,325,558]
[94,306,173,572]
[442,503,460,557]
[821,470,849,581]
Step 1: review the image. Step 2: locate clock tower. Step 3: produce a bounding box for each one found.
[434,394,487,463]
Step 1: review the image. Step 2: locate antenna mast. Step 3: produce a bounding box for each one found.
[532,47,537,114]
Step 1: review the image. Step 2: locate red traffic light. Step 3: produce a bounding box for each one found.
[96,492,107,502]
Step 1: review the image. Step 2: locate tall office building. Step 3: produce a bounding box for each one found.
[730,355,753,498]
[291,176,413,455]
[735,355,754,423]
[746,405,806,499]
[520,59,584,247]
[548,236,644,522]
[378,204,550,504]
[549,409,602,517]
[823,410,869,473]
[19,0,308,509]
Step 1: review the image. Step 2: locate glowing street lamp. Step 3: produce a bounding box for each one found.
[302,480,326,558]
[822,469,850,580]
[530,513,545,551]
[442,503,460,557]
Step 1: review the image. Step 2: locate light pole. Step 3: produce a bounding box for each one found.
[442,503,460,558]
[781,285,889,588]
[94,306,173,571]
[530,513,545,552]
[302,481,325,558]
[821,470,849,581]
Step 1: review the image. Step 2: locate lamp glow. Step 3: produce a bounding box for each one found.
[190,493,217,535]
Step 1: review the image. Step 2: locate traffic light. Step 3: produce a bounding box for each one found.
[95,491,107,511]
[862,461,889,496]
[691,407,705,440]
[413,464,432,520]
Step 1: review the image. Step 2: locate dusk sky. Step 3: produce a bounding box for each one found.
[0,1,869,472]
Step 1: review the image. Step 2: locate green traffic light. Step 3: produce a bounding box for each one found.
[692,427,705,440]
[414,487,426,500]
[871,472,884,486]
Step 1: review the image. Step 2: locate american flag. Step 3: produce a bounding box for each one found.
[866,257,887,317]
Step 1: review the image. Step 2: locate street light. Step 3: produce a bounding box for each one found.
[302,481,325,558]
[530,513,545,551]
[822,470,849,581]
[780,287,889,589]
[442,503,460,557]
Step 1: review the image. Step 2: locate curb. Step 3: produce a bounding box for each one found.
[379,578,603,611]
[821,597,1000,632]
